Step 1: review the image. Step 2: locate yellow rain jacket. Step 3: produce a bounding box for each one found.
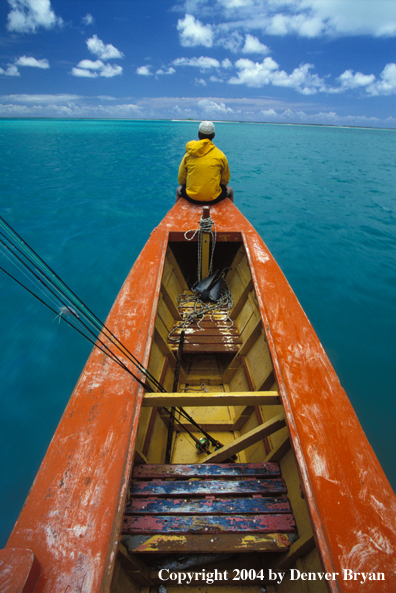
[178,139,230,202]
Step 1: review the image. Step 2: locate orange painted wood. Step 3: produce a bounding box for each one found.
[3,198,396,592]
[5,228,169,592]
[0,549,40,593]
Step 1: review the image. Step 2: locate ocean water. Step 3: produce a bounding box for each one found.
[0,119,395,546]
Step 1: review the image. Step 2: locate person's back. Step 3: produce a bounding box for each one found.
[177,121,233,203]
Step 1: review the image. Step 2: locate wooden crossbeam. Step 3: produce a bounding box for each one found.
[264,433,291,463]
[117,543,153,587]
[132,461,281,479]
[126,496,291,516]
[272,532,316,570]
[123,513,296,535]
[129,478,287,498]
[142,391,280,407]
[204,413,286,463]
[122,533,294,554]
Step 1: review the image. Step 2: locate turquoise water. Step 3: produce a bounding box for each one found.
[0,119,395,546]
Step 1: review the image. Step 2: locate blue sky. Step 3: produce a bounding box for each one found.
[1,0,396,127]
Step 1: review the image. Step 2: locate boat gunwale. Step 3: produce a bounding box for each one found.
[2,198,396,593]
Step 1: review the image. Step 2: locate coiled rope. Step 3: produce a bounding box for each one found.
[168,213,234,343]
[184,212,216,282]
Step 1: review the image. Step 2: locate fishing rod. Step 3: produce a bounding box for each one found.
[1,217,224,452]
[163,407,211,454]
[0,234,157,393]
[0,265,155,394]
[0,217,165,393]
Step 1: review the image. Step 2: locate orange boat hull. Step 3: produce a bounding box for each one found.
[2,199,396,592]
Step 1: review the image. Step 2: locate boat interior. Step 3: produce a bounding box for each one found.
[111,210,327,593]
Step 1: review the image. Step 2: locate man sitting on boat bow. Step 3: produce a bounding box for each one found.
[177,121,234,203]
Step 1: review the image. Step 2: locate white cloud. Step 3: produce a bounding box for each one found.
[333,64,396,96]
[86,35,124,60]
[7,0,63,33]
[218,30,244,52]
[258,106,382,127]
[367,63,396,96]
[0,65,20,77]
[0,96,141,118]
[181,0,396,39]
[72,61,122,78]
[229,57,327,94]
[173,56,220,69]
[99,64,123,78]
[1,93,81,103]
[15,56,50,69]
[82,13,94,26]
[177,14,214,47]
[260,108,277,117]
[136,66,152,76]
[337,69,376,90]
[197,98,234,115]
[77,60,104,71]
[265,12,324,38]
[72,67,98,78]
[1,93,395,127]
[195,78,207,86]
[242,34,270,54]
[222,58,233,69]
[156,67,176,76]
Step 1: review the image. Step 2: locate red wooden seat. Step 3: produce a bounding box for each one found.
[122,463,297,554]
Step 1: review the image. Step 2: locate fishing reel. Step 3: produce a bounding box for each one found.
[196,437,210,453]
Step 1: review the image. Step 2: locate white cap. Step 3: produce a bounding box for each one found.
[198,121,215,134]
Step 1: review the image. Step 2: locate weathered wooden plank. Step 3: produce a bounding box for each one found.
[117,543,153,586]
[161,281,181,321]
[181,343,240,354]
[272,532,316,570]
[129,478,287,498]
[179,330,240,339]
[264,434,291,463]
[184,320,238,329]
[134,450,148,465]
[182,335,242,344]
[142,391,280,407]
[125,496,291,516]
[204,413,286,463]
[123,532,294,553]
[166,247,188,291]
[169,231,242,243]
[123,513,296,535]
[132,462,280,479]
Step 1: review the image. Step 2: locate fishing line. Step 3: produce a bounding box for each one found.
[1,217,224,451]
[0,217,165,393]
[0,265,154,393]
[163,407,210,454]
[0,219,162,390]
[171,405,222,448]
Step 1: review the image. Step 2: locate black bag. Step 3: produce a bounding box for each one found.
[193,270,225,302]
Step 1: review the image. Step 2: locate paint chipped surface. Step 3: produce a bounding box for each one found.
[339,528,395,574]
[242,219,396,586]
[4,199,396,592]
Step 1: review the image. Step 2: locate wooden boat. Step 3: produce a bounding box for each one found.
[1,198,396,593]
